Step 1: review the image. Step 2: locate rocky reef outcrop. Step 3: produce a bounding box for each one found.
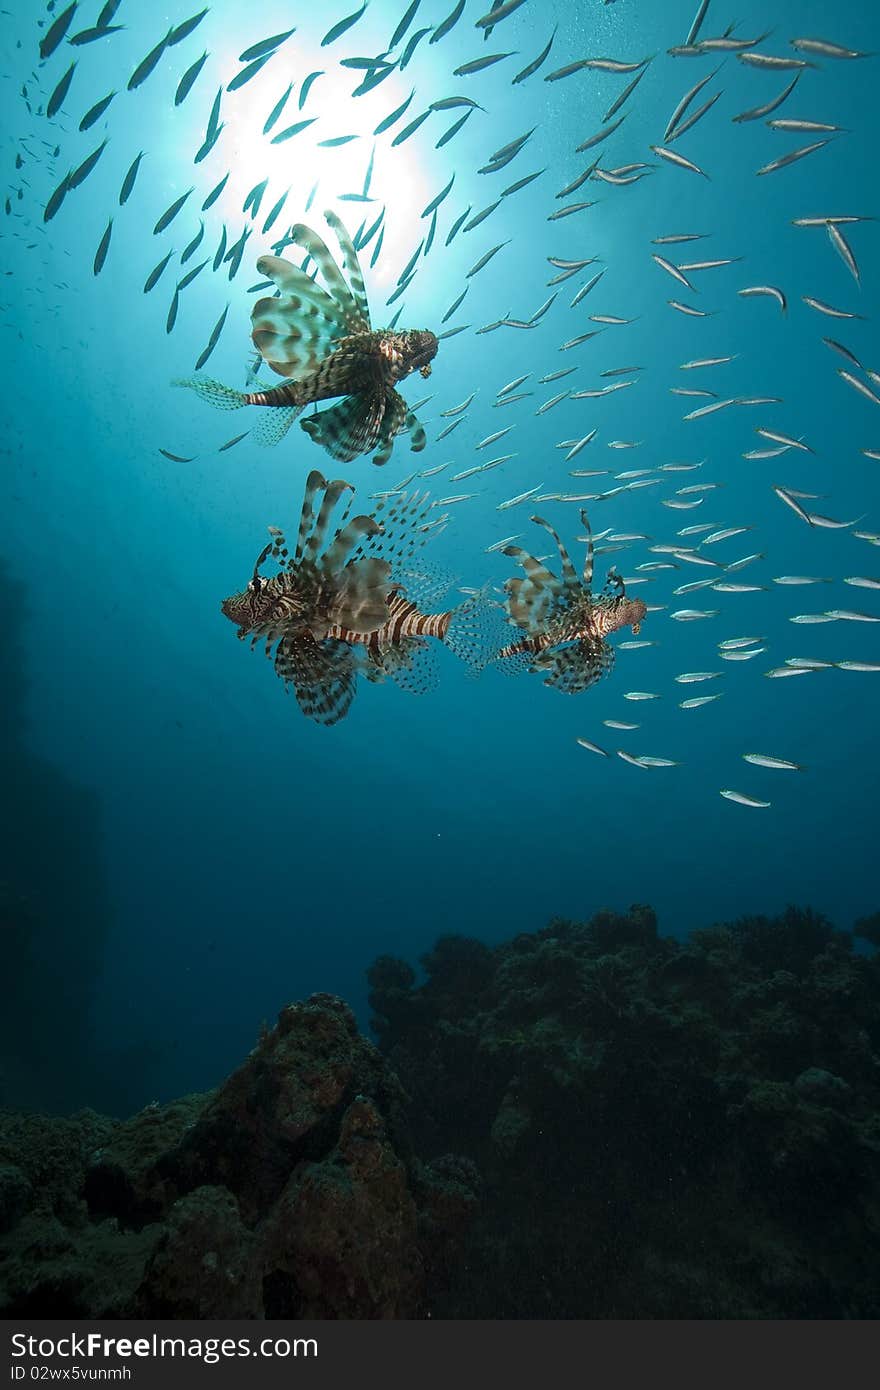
[368,905,880,1318]
[3,905,878,1319]
[0,995,477,1318]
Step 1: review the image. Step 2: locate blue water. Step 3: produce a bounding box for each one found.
[3,0,878,1113]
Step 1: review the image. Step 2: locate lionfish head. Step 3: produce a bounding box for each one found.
[401,328,438,378]
[621,596,648,635]
[220,576,277,635]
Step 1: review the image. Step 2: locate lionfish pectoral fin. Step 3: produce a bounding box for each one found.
[273,633,359,726]
[172,376,248,409]
[532,636,613,694]
[502,547,566,634]
[251,289,345,377]
[330,555,396,633]
[300,387,386,463]
[405,410,427,453]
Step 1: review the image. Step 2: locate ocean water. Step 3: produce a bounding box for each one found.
[2,0,878,1115]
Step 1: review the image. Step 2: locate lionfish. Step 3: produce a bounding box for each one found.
[494,510,647,693]
[176,210,438,466]
[222,469,492,725]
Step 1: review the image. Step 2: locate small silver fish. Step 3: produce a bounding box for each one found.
[739,279,784,309]
[764,665,815,678]
[576,736,608,757]
[837,370,880,407]
[743,753,801,771]
[720,789,770,808]
[802,295,864,319]
[825,609,880,622]
[669,300,713,317]
[790,36,873,59]
[757,138,835,176]
[650,144,709,178]
[680,694,722,708]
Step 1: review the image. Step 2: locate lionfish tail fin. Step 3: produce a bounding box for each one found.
[444,585,508,678]
[173,375,248,410]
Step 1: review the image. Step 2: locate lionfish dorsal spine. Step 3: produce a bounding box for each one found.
[302,479,354,566]
[295,470,329,564]
[251,541,273,583]
[579,509,595,589]
[321,514,384,574]
[531,514,581,599]
[324,209,372,330]
[289,222,359,324]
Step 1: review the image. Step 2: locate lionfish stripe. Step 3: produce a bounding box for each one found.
[246,382,302,407]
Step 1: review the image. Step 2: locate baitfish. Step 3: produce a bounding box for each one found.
[92,218,112,275]
[175,51,208,105]
[194,305,228,370]
[119,151,145,205]
[39,1,78,60]
[154,188,193,235]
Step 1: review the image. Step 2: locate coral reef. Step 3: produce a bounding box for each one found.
[3,906,878,1319]
[368,905,880,1318]
[0,995,477,1318]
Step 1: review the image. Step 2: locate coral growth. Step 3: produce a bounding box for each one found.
[2,905,878,1318]
[368,905,880,1318]
[0,995,476,1318]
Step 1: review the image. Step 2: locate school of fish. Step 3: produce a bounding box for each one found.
[12,0,878,804]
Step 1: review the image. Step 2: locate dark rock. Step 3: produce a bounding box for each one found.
[0,994,474,1318]
[136,1187,261,1318]
[367,902,880,1317]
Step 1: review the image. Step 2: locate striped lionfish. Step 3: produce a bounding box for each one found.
[222,469,492,725]
[494,511,647,692]
[177,210,438,466]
